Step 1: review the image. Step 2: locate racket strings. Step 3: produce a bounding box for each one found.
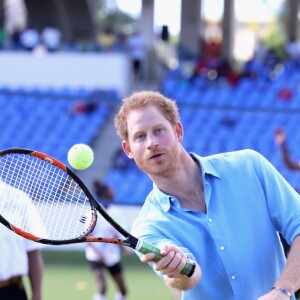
[0,153,95,240]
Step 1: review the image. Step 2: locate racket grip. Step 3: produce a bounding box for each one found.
[136,240,196,277]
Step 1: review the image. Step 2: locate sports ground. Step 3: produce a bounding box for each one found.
[25,250,175,300]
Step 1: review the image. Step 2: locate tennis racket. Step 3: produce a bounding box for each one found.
[0,148,195,277]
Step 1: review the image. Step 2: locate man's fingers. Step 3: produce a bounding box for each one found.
[140,245,191,278]
[154,250,176,272]
[140,252,156,263]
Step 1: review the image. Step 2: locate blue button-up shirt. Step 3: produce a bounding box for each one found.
[132,149,300,300]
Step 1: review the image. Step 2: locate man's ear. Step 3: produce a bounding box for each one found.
[175,121,184,142]
[122,140,134,159]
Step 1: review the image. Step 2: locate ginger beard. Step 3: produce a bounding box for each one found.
[132,134,181,178]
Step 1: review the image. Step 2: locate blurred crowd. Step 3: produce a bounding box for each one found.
[0,23,147,57]
[178,37,300,89]
[1,24,62,52]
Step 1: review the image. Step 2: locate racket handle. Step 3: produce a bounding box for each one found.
[136,240,196,277]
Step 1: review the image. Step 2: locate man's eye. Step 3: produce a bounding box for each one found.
[156,128,164,133]
[136,134,145,140]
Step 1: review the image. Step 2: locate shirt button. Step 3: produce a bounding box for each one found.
[220,246,225,251]
[208,218,213,222]
[231,275,236,280]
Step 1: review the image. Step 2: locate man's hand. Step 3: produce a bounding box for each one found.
[140,244,201,290]
[275,128,286,145]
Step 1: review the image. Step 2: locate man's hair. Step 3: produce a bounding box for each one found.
[114,90,180,141]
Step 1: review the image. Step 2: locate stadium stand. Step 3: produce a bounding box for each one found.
[104,58,300,204]
[0,86,117,165]
[1,59,299,205]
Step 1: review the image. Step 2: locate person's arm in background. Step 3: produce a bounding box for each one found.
[27,250,43,300]
[275,128,300,170]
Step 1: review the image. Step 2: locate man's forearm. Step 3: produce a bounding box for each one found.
[275,234,300,294]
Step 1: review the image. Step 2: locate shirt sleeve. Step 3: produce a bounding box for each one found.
[24,238,46,252]
[131,205,196,261]
[132,219,195,279]
[251,150,300,244]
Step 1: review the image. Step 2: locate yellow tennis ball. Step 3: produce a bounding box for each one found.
[67,144,94,170]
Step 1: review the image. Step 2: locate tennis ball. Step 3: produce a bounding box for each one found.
[67,144,94,170]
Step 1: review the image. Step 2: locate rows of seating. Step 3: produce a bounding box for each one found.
[162,70,300,110]
[1,69,299,205]
[106,106,300,204]
[0,87,115,164]
[105,60,300,204]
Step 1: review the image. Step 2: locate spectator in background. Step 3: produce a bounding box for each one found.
[10,27,22,50]
[20,26,40,51]
[188,55,212,82]
[93,180,115,203]
[189,56,240,87]
[161,25,169,43]
[0,180,45,300]
[85,180,128,300]
[41,24,62,52]
[126,30,146,82]
[274,128,300,171]
[70,100,97,115]
[97,27,117,52]
[0,226,44,300]
[277,86,293,101]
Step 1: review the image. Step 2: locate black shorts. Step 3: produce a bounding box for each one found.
[88,261,123,276]
[0,278,27,300]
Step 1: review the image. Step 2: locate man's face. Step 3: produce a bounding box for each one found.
[122,105,183,178]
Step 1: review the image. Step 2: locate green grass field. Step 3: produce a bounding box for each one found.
[24,250,300,300]
[24,250,175,300]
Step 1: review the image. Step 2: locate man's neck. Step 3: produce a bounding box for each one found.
[153,151,206,212]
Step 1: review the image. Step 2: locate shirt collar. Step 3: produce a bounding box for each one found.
[152,184,172,212]
[190,152,221,179]
[152,152,221,212]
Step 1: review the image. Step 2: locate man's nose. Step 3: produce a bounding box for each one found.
[147,134,159,149]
